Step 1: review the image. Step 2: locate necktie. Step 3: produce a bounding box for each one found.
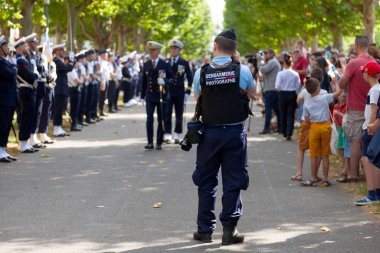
[152,59,156,69]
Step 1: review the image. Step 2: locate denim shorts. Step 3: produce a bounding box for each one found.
[362,129,373,157]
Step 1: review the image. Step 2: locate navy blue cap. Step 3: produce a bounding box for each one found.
[85,49,95,56]
[217,28,236,41]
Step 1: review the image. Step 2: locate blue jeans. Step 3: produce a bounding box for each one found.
[263,91,280,131]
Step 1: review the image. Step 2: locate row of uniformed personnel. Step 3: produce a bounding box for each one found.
[0,33,138,162]
[0,34,194,161]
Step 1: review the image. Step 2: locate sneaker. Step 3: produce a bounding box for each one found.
[354,196,378,206]
[193,232,212,243]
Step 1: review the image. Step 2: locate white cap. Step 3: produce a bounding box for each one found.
[14,37,27,48]
[120,55,129,64]
[52,43,65,51]
[0,36,7,46]
[146,41,164,50]
[126,51,137,59]
[168,39,183,49]
[25,33,38,42]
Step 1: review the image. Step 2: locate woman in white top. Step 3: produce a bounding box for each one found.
[275,53,301,140]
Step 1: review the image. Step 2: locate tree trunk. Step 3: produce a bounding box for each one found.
[20,0,36,36]
[331,25,344,53]
[55,25,62,43]
[311,35,318,53]
[363,0,376,44]
[66,0,77,51]
[0,25,11,39]
[76,39,84,51]
[117,25,125,56]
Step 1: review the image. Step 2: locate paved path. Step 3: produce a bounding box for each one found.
[0,99,379,253]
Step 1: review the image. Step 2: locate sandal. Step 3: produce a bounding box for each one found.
[291,175,302,181]
[320,181,331,187]
[300,180,318,187]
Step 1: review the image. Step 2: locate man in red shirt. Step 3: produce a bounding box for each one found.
[292,49,309,85]
[339,35,375,181]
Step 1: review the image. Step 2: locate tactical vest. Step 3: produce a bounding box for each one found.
[199,61,250,125]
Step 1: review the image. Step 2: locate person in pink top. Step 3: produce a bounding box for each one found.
[339,35,375,181]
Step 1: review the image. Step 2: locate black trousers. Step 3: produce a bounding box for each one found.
[33,83,46,134]
[78,85,87,122]
[146,101,164,145]
[18,88,36,141]
[91,82,100,118]
[38,87,54,133]
[53,94,67,126]
[85,84,94,120]
[69,87,81,126]
[164,95,184,134]
[99,82,108,113]
[107,80,116,110]
[279,90,297,137]
[0,106,15,147]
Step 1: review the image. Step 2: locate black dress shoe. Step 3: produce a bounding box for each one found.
[193,232,212,243]
[86,118,96,124]
[7,155,17,161]
[221,227,244,245]
[78,121,88,126]
[156,144,162,150]
[0,157,11,163]
[174,139,180,144]
[42,140,55,144]
[33,143,46,149]
[108,109,118,113]
[144,143,154,150]
[71,125,82,132]
[99,112,108,117]
[286,136,292,141]
[259,129,271,134]
[21,148,38,153]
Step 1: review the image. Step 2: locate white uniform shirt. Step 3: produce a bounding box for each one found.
[67,68,79,87]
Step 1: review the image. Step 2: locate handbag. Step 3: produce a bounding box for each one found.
[330,123,339,155]
[367,129,380,168]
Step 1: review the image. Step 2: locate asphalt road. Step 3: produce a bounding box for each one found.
[0,99,379,253]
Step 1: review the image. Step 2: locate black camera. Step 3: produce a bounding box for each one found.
[180,134,192,151]
[179,119,204,151]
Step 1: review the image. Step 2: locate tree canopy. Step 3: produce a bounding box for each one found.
[224,0,379,54]
[0,0,214,59]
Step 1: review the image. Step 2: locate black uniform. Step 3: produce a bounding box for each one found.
[53,56,73,127]
[0,56,18,148]
[164,57,193,137]
[141,58,172,148]
[16,54,38,142]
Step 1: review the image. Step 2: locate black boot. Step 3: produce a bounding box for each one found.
[221,226,244,245]
[193,232,212,243]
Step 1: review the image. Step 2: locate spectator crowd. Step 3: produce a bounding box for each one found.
[248,36,380,206]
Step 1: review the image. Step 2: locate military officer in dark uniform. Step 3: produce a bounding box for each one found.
[141,41,172,150]
[0,36,18,162]
[15,37,39,153]
[76,52,89,126]
[191,29,255,245]
[67,57,83,131]
[164,39,193,144]
[26,33,47,148]
[52,43,74,137]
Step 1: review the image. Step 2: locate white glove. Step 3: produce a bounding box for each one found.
[184,93,189,103]
[157,77,165,86]
[69,51,75,62]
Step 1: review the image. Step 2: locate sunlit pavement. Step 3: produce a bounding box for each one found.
[0,98,379,253]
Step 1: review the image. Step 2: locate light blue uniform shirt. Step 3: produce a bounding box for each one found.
[193,56,255,96]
